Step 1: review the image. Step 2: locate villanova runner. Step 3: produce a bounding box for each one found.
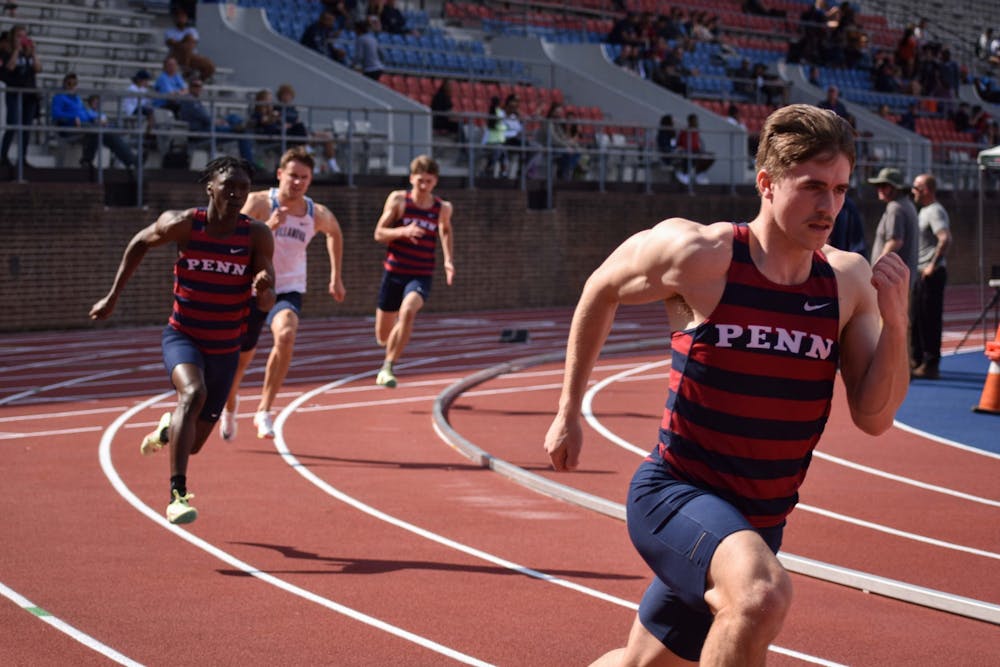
[373,154,454,387]
[220,146,346,440]
[90,156,275,525]
[543,105,911,665]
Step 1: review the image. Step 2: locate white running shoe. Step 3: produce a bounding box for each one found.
[141,412,171,456]
[166,490,197,524]
[219,396,238,441]
[254,410,275,439]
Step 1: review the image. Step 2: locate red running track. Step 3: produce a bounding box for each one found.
[1,286,998,666]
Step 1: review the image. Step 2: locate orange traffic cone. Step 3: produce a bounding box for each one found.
[973,324,1000,415]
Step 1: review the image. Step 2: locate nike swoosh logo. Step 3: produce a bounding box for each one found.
[230,248,244,254]
[803,301,831,312]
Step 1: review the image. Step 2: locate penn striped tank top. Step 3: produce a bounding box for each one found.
[383,193,441,276]
[652,223,840,528]
[168,208,253,355]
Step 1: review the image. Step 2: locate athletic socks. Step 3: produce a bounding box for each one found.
[170,474,187,501]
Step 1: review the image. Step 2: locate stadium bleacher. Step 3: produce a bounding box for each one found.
[2,0,997,188]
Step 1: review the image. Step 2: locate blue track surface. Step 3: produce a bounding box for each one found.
[897,351,1000,454]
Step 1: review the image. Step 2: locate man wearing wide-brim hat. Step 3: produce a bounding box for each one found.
[868,167,919,289]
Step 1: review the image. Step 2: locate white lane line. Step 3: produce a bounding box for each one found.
[0,364,161,406]
[274,367,640,611]
[0,581,142,666]
[795,503,1000,560]
[98,390,494,667]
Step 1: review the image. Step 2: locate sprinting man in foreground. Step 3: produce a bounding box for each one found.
[544,104,910,665]
[90,157,275,524]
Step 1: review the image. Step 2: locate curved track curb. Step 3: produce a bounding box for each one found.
[432,341,1000,626]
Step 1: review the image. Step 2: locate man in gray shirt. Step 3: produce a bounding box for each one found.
[869,167,919,285]
[909,173,951,379]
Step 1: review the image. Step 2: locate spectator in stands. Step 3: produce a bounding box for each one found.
[871,55,901,93]
[970,105,992,142]
[730,58,755,99]
[976,28,996,63]
[951,102,972,133]
[754,63,785,106]
[535,102,581,181]
[655,113,677,169]
[122,69,154,119]
[177,78,255,164]
[936,48,960,98]
[482,96,507,178]
[378,0,410,35]
[324,0,359,26]
[0,24,41,170]
[650,58,687,96]
[430,79,461,140]
[274,84,308,142]
[982,119,1000,148]
[275,83,340,174]
[795,0,832,64]
[828,192,868,259]
[169,0,197,24]
[817,85,849,119]
[499,94,535,178]
[249,88,282,138]
[154,56,189,115]
[301,10,347,64]
[725,103,746,132]
[164,6,215,83]
[806,65,822,88]
[352,18,384,81]
[895,24,918,79]
[50,73,137,170]
[844,25,871,70]
[615,43,645,78]
[607,12,642,47]
[676,113,714,185]
[897,101,918,132]
[322,0,353,28]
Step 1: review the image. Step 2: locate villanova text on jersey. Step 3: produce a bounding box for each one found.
[654,223,840,528]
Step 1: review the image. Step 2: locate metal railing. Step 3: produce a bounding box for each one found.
[2,84,991,208]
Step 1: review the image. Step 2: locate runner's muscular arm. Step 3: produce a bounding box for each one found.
[89,209,193,320]
[544,218,712,471]
[834,249,911,434]
[373,190,418,244]
[438,200,455,286]
[315,204,346,302]
[249,219,276,312]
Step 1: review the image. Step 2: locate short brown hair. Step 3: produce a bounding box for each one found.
[279,145,315,171]
[409,154,439,176]
[755,104,856,186]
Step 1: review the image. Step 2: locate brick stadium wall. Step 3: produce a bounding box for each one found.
[1,181,997,332]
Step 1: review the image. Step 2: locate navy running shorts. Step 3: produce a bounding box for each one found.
[241,292,303,352]
[627,458,784,662]
[161,326,240,423]
[377,271,432,312]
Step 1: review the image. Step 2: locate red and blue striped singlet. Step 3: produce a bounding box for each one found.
[168,209,253,355]
[652,223,840,528]
[383,193,441,276]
